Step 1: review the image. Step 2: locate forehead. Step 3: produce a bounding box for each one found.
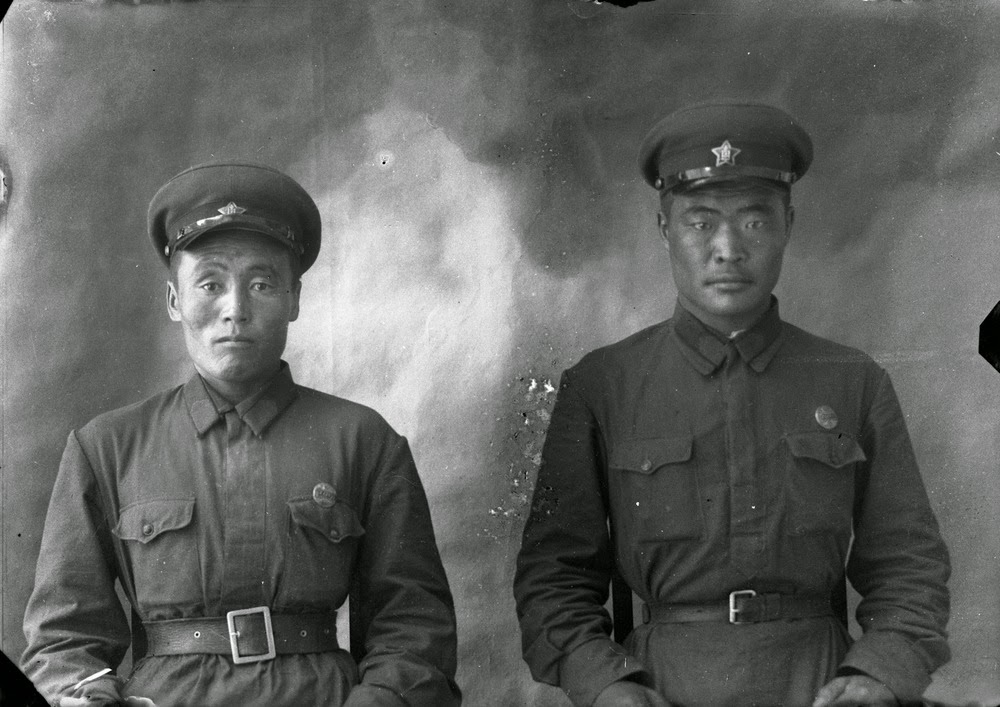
[671,183,787,212]
[174,230,294,273]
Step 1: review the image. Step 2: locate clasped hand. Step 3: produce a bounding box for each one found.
[594,675,897,707]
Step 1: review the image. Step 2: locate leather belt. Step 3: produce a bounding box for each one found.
[144,607,338,664]
[643,590,832,625]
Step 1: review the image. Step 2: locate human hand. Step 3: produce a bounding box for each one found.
[812,675,897,707]
[62,669,122,706]
[593,680,672,707]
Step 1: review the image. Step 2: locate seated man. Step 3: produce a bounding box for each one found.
[513,103,950,707]
[22,162,461,707]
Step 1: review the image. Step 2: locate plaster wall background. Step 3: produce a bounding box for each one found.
[1,1,998,703]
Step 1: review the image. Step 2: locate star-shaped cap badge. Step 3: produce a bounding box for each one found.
[218,201,247,216]
[711,140,741,167]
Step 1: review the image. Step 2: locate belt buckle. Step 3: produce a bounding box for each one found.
[728,589,757,625]
[226,606,276,664]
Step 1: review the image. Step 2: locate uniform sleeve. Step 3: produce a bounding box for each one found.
[345,433,461,707]
[513,368,650,707]
[21,431,130,705]
[841,369,951,701]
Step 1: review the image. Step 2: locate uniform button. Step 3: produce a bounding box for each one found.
[640,459,653,472]
[328,530,339,540]
[313,482,336,508]
[142,523,154,536]
[815,405,838,430]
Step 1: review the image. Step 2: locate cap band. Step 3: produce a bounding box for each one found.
[167,212,303,258]
[661,165,798,192]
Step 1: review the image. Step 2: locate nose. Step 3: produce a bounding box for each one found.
[220,287,250,323]
[711,221,745,263]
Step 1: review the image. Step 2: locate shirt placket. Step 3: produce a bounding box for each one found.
[220,410,267,608]
[725,345,767,580]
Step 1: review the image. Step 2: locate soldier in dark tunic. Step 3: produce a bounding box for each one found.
[23,162,461,707]
[513,103,950,707]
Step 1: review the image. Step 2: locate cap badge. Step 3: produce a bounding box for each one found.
[218,202,247,216]
[814,405,838,430]
[711,140,741,167]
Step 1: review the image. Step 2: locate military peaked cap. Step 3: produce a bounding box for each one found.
[638,103,813,192]
[148,161,322,272]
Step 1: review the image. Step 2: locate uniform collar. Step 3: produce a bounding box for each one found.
[182,362,299,437]
[671,297,785,376]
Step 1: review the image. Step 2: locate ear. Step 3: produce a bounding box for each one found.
[166,280,182,322]
[288,279,302,323]
[784,205,795,243]
[657,211,670,252]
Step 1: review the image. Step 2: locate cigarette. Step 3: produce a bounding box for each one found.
[71,667,112,691]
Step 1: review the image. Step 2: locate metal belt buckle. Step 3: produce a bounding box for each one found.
[226,606,276,664]
[728,589,757,625]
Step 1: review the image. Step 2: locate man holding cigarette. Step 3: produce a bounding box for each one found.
[23,162,461,706]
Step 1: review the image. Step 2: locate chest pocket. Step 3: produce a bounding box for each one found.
[113,498,199,610]
[784,432,866,537]
[281,496,365,604]
[288,498,366,544]
[608,436,704,542]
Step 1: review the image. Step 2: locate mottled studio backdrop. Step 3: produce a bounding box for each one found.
[1,0,998,704]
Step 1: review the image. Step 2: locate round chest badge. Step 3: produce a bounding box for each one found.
[312,482,336,508]
[814,405,838,430]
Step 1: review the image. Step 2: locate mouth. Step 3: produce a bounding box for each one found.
[705,275,753,287]
[215,335,254,347]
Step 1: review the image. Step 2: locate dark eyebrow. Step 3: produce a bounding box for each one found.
[246,264,281,277]
[188,261,283,279]
[680,205,720,217]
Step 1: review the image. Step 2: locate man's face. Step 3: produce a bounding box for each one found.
[167,230,301,398]
[659,183,794,333]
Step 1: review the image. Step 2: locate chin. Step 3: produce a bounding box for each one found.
[205,359,259,383]
[701,301,755,320]
[712,303,757,318]
[705,290,765,312]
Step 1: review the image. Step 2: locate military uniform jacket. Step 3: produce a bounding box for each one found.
[23,365,461,706]
[514,301,950,707]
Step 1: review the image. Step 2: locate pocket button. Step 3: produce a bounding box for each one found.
[142,523,154,536]
[640,459,653,472]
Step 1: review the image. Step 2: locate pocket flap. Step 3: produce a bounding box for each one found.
[609,436,693,474]
[114,498,195,543]
[785,432,867,469]
[288,497,365,543]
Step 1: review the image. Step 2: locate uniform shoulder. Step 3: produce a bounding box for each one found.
[571,319,672,374]
[293,385,400,436]
[77,385,185,439]
[779,321,881,369]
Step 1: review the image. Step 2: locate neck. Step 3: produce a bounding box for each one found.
[678,296,772,336]
[198,367,279,405]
